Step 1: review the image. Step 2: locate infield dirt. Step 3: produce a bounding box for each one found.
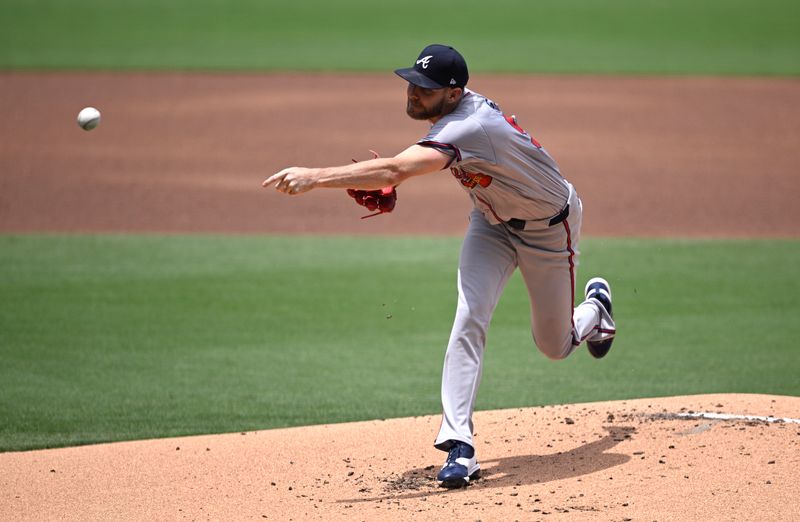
[1,73,799,236]
[1,73,799,520]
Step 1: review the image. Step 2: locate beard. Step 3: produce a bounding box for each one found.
[406,96,448,121]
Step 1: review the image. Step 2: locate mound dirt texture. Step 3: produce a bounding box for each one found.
[2,395,798,521]
[1,73,799,520]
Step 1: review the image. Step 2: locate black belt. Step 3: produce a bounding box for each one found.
[507,204,570,230]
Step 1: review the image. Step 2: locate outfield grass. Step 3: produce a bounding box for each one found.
[1,235,798,451]
[1,0,798,74]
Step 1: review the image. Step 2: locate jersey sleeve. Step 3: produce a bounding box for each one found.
[418,118,496,168]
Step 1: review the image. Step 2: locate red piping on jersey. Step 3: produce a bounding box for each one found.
[418,140,461,168]
[564,220,580,347]
[474,194,505,224]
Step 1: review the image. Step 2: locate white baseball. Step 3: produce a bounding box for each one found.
[77,107,101,131]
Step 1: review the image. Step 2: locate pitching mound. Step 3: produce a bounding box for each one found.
[2,393,797,521]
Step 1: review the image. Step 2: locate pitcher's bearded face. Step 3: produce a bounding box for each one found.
[405,84,461,122]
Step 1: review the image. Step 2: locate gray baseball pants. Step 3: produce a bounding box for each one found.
[435,187,613,450]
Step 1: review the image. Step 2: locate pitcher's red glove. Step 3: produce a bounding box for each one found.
[346,186,397,219]
[347,150,397,219]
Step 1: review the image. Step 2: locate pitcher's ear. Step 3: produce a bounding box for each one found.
[448,87,464,102]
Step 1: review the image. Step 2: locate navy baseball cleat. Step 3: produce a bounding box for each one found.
[585,277,615,359]
[437,440,481,488]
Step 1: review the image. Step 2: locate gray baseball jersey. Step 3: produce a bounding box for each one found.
[418,90,616,451]
[419,89,570,225]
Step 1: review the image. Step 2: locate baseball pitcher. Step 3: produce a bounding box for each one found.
[263,44,616,489]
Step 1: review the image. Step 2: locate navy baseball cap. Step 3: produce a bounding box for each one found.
[394,44,469,89]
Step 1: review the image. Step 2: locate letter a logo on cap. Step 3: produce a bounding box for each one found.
[395,44,469,89]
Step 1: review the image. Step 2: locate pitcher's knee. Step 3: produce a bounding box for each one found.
[533,332,575,360]
[456,301,495,329]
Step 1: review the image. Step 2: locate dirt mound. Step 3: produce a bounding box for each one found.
[2,394,797,521]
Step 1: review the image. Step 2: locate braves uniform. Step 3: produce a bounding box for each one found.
[263,43,616,488]
[415,89,616,450]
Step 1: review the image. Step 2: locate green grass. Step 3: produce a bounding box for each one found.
[0,0,798,74]
[1,235,798,452]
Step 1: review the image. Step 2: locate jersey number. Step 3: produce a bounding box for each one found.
[504,115,543,148]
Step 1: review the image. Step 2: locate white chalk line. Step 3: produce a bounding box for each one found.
[674,412,800,424]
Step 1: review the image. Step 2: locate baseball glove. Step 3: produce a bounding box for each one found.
[346,186,397,219]
[348,150,397,219]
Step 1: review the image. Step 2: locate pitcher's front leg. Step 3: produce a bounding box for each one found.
[435,211,516,449]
